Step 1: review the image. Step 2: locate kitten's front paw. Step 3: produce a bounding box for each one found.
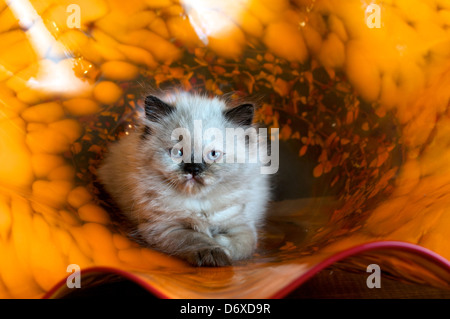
[186,247,232,267]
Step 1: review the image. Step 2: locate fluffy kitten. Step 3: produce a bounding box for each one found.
[98,92,270,266]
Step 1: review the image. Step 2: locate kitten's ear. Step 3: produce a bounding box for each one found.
[144,95,174,122]
[224,103,254,127]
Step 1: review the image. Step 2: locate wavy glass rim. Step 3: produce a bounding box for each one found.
[42,240,450,299]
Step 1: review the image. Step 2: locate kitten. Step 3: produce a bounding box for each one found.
[98,92,271,266]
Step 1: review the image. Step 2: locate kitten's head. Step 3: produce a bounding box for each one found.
[138,92,259,196]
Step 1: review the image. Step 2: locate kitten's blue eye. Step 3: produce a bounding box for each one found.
[207,150,222,161]
[170,147,183,158]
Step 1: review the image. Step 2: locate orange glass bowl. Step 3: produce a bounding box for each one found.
[0,0,450,298]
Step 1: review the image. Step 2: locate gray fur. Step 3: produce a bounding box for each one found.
[98,92,270,266]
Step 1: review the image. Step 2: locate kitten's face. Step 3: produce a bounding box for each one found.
[139,93,257,196]
[154,127,227,196]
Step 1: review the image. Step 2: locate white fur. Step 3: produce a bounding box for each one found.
[98,92,271,266]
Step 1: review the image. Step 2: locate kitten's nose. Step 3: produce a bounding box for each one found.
[183,163,205,176]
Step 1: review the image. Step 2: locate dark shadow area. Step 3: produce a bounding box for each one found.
[59,266,450,299]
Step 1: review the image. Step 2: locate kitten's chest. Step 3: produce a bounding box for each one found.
[182,198,243,225]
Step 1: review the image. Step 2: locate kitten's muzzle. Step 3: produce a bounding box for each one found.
[182,163,206,176]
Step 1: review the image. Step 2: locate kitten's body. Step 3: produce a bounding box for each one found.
[98,92,270,266]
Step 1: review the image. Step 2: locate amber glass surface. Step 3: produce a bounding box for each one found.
[1,0,450,298]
